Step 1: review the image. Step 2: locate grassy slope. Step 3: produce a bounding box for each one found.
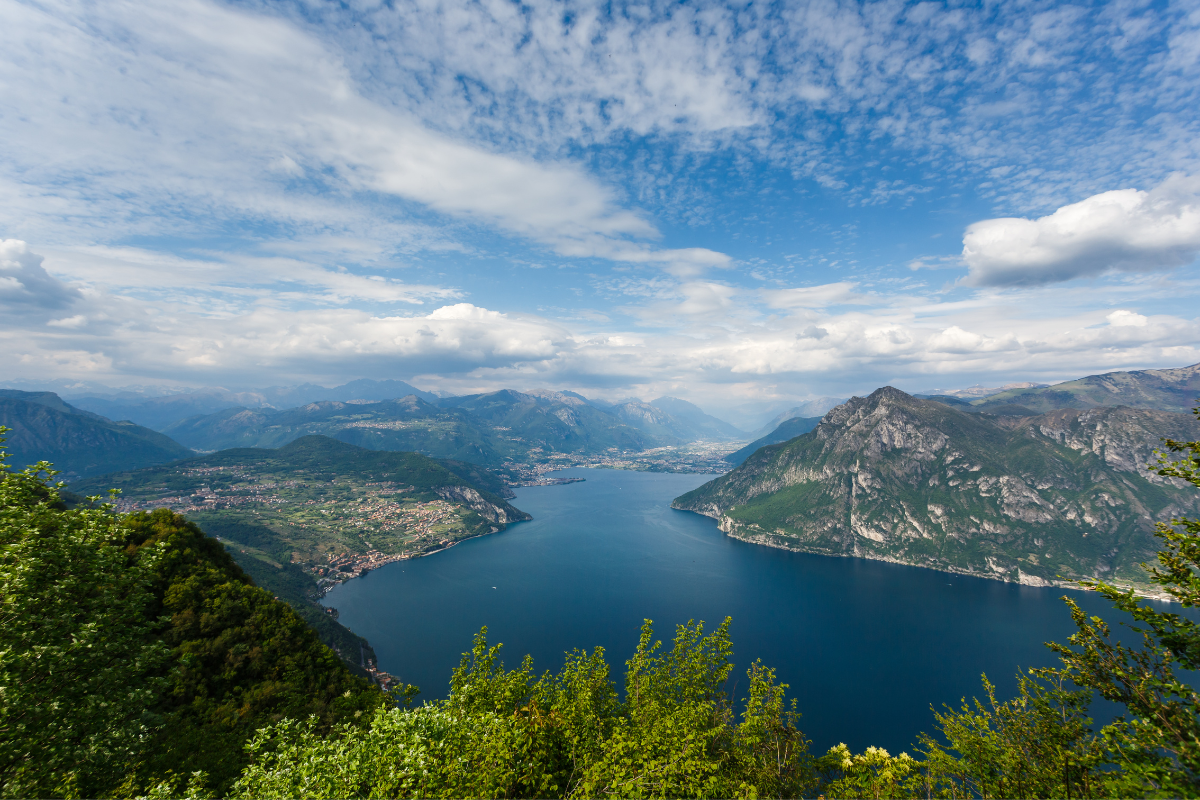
[0,395,191,478]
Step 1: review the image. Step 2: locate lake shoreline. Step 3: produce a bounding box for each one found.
[672,506,1174,603]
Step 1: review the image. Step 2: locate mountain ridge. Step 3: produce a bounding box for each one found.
[673,387,1200,592]
[972,363,1200,414]
[0,391,192,478]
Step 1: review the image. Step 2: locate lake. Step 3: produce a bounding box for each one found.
[323,467,1143,755]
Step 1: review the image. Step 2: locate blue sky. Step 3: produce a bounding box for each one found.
[3,0,1200,425]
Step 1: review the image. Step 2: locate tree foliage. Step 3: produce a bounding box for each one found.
[0,440,167,798]
[234,618,817,799]
[0,432,386,797]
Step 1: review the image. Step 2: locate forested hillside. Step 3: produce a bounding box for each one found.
[0,443,387,797]
[0,390,191,478]
[71,435,530,671]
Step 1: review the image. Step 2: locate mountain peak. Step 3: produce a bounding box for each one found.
[674,394,1200,591]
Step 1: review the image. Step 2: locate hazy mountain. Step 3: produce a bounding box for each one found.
[0,390,192,478]
[164,391,660,465]
[68,387,273,430]
[750,397,847,438]
[723,416,823,465]
[972,363,1200,414]
[674,387,1200,590]
[649,397,746,439]
[608,400,689,444]
[65,379,439,430]
[260,379,440,407]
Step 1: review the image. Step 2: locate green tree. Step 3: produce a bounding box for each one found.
[234,618,816,799]
[1044,431,1200,796]
[0,433,389,797]
[819,422,1200,798]
[115,509,390,796]
[0,432,168,798]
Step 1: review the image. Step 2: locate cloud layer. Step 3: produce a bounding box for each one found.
[3,0,1200,421]
[963,175,1200,287]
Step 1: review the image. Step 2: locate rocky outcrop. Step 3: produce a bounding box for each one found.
[435,485,531,525]
[673,387,1200,589]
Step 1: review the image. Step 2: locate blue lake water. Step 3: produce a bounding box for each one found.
[323,467,1147,755]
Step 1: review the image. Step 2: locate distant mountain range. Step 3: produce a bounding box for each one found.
[0,390,192,478]
[159,388,743,466]
[750,398,846,439]
[724,416,823,466]
[64,379,439,430]
[674,387,1200,591]
[915,381,1048,400]
[969,363,1200,415]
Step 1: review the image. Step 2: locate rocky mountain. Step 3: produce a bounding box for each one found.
[0,390,192,479]
[673,387,1200,591]
[164,390,660,466]
[724,416,823,465]
[973,363,1200,414]
[609,400,688,444]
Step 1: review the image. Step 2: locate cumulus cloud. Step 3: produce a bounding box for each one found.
[0,239,81,310]
[961,175,1200,287]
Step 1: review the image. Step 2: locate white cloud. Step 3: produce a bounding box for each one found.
[961,175,1200,287]
[0,239,81,310]
[0,0,729,272]
[1107,309,1149,327]
[764,282,872,309]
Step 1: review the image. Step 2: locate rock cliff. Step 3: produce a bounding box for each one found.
[673,388,1200,590]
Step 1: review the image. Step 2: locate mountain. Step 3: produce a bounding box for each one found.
[673,387,1200,591]
[262,379,440,407]
[972,363,1200,414]
[609,400,688,444]
[163,390,659,466]
[723,416,823,465]
[68,387,274,430]
[66,379,440,430]
[0,390,192,478]
[751,397,847,438]
[649,397,746,439]
[73,434,529,628]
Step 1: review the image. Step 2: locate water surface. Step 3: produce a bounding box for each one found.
[325,468,1143,754]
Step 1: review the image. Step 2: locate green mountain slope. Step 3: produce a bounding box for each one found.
[973,362,1200,414]
[724,416,823,465]
[0,390,192,478]
[73,436,530,650]
[1,452,386,797]
[165,390,661,465]
[673,388,1200,590]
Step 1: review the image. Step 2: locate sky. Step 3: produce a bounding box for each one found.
[3,0,1200,426]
